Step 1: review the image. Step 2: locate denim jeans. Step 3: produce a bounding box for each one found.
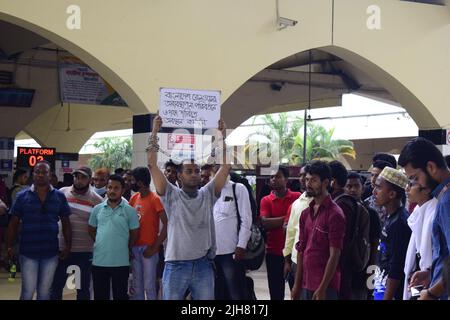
[92,265,130,300]
[214,253,246,300]
[162,255,214,300]
[131,245,159,300]
[19,255,59,300]
[50,252,93,300]
[265,254,285,300]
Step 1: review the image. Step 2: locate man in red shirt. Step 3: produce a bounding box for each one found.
[260,166,300,300]
[291,160,346,300]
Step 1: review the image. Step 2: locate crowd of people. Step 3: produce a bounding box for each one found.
[0,116,449,300]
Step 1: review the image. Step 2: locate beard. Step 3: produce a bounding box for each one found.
[131,184,140,192]
[108,195,121,203]
[425,171,439,191]
[306,189,320,197]
[73,183,89,193]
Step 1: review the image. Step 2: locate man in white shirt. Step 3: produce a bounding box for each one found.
[211,172,252,300]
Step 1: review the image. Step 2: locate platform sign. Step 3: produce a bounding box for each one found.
[17,147,56,169]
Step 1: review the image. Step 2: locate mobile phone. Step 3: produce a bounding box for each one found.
[410,285,424,297]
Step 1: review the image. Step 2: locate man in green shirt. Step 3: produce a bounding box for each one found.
[88,174,140,300]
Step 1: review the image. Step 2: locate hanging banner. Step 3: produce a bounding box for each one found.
[58,55,127,106]
[159,87,221,129]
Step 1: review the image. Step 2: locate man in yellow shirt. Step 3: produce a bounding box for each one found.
[283,164,312,290]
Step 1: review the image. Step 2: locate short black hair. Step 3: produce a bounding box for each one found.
[347,172,363,184]
[398,137,446,170]
[277,165,289,179]
[373,153,397,168]
[304,160,331,181]
[108,174,125,189]
[34,160,51,170]
[445,155,450,169]
[329,160,348,188]
[164,160,179,170]
[201,164,214,171]
[13,168,28,183]
[132,167,151,187]
[301,163,310,173]
[114,168,125,176]
[177,159,199,173]
[373,160,394,171]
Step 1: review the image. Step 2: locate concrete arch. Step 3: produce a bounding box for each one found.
[1,0,449,135]
[322,45,439,128]
[0,12,148,115]
[222,44,440,130]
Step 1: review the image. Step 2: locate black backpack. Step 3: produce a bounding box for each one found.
[232,182,265,271]
[335,194,371,273]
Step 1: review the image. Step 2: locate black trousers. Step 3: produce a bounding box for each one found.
[92,265,130,300]
[266,254,285,300]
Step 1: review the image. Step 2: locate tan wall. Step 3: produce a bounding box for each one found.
[0,0,449,152]
[348,136,415,170]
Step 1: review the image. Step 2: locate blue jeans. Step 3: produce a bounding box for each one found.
[19,255,59,300]
[50,252,93,300]
[162,256,214,300]
[131,245,159,300]
[214,253,246,300]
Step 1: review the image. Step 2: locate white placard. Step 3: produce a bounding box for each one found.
[159,88,221,129]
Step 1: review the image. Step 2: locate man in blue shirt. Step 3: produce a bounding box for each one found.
[398,137,450,300]
[88,174,139,300]
[7,161,72,300]
[373,166,411,300]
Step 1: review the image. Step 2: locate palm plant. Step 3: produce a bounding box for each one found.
[88,136,132,171]
[243,113,356,166]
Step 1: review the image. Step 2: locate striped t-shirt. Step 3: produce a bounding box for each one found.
[58,186,104,252]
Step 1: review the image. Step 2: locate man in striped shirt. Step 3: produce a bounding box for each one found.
[50,166,103,300]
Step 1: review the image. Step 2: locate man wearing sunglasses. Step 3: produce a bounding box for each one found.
[7,161,72,300]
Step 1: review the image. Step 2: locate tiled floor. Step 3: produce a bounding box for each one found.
[0,261,290,300]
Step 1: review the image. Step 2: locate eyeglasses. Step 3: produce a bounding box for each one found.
[407,175,419,188]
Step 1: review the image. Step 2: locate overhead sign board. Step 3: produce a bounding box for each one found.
[17,147,56,169]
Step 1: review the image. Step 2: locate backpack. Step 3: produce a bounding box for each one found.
[232,182,265,271]
[334,194,371,273]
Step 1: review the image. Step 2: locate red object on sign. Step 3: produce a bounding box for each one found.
[167,134,196,150]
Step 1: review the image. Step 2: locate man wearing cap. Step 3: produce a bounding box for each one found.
[50,166,104,300]
[372,166,411,300]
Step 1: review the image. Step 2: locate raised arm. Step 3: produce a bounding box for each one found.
[147,115,168,196]
[213,119,232,197]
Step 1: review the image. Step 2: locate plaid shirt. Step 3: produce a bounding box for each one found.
[10,185,71,259]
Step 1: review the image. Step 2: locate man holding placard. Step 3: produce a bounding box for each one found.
[147,114,231,300]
